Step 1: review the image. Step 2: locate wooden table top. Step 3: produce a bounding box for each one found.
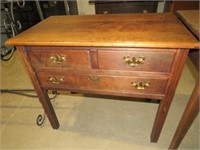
[176,10,199,39]
[5,13,199,49]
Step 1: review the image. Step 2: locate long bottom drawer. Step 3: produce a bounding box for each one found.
[36,71,168,97]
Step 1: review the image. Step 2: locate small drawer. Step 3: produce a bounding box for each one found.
[37,69,168,96]
[27,47,90,69]
[98,49,175,73]
[95,2,158,14]
[37,70,80,89]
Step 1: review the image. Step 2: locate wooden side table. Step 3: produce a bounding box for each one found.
[5,13,199,143]
[169,10,199,149]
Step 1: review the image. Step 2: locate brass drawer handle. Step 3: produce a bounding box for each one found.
[49,76,64,84]
[131,81,150,90]
[123,56,145,67]
[88,75,101,82]
[49,54,66,64]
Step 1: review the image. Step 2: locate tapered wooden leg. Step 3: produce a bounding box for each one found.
[151,98,171,142]
[169,79,199,149]
[17,46,60,129]
[28,72,60,129]
[150,49,189,142]
[39,89,60,129]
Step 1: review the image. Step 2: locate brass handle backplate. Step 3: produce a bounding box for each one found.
[131,81,150,90]
[49,54,66,64]
[49,76,64,84]
[123,56,145,67]
[88,75,101,82]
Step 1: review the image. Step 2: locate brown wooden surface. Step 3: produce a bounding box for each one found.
[176,10,199,39]
[169,9,199,149]
[98,49,175,73]
[6,14,199,143]
[170,1,199,12]
[36,69,168,97]
[27,47,91,69]
[176,10,199,71]
[17,46,60,129]
[150,49,189,142]
[169,79,199,149]
[5,13,199,49]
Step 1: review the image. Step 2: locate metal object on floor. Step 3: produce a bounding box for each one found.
[1,0,41,61]
[1,0,76,127]
[36,90,58,127]
[1,89,59,127]
[1,0,21,61]
[36,113,46,127]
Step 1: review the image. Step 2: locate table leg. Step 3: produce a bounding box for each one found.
[150,97,171,142]
[38,89,60,129]
[169,79,199,149]
[27,72,60,129]
[150,49,189,143]
[17,46,60,129]
[28,72,60,129]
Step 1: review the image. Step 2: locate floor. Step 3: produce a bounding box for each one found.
[0,52,199,150]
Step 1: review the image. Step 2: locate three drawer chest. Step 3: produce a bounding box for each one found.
[5,13,199,142]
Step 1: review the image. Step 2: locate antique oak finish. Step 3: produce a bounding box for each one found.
[5,13,199,143]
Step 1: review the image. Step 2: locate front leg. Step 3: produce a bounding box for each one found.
[150,97,171,142]
[151,49,189,142]
[38,89,60,129]
[17,46,60,129]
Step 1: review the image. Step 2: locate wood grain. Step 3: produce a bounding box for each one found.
[5,13,199,49]
[169,79,199,149]
[17,46,60,129]
[98,49,175,73]
[36,69,168,98]
[176,10,199,39]
[8,14,198,143]
[27,47,90,69]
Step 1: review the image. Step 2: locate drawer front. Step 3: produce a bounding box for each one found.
[81,75,167,95]
[37,70,168,96]
[95,2,158,14]
[98,50,175,73]
[27,48,90,69]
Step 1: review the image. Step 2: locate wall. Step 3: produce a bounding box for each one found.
[77,0,95,15]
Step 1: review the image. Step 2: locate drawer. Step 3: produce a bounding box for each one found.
[94,1,158,14]
[36,70,168,96]
[27,47,90,69]
[98,50,175,73]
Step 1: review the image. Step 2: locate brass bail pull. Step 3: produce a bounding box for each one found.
[88,75,101,82]
[49,54,66,64]
[131,81,150,90]
[49,76,64,84]
[123,56,145,67]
